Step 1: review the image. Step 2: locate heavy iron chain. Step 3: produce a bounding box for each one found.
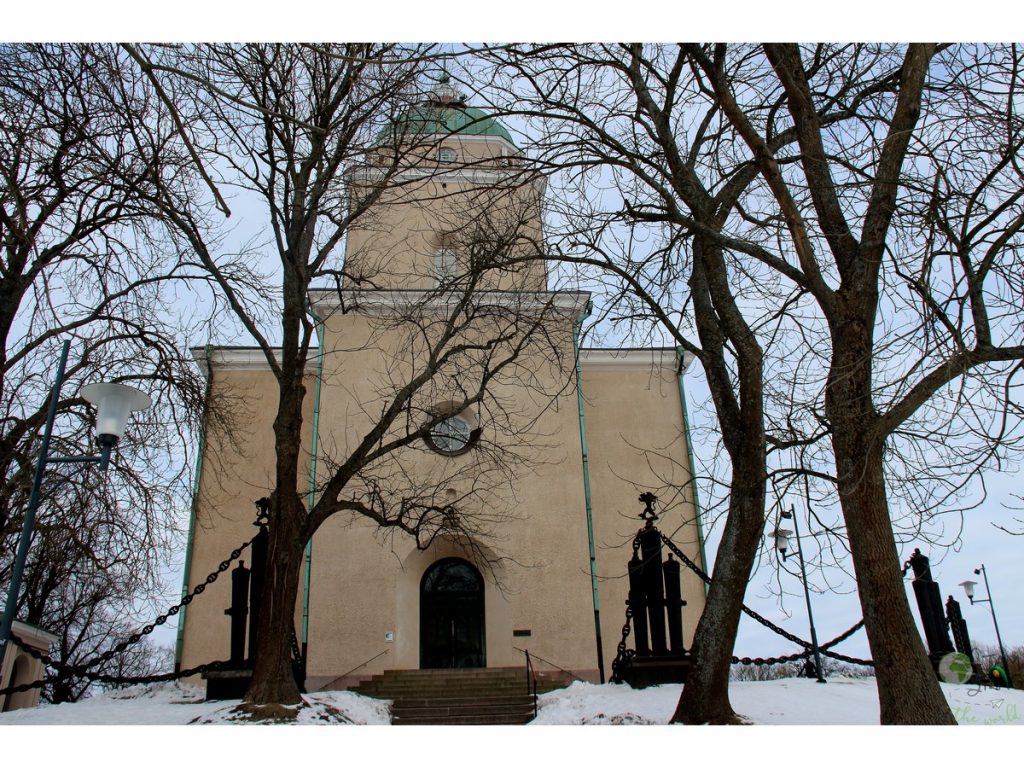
[0,515,267,698]
[609,527,873,681]
[609,535,643,682]
[657,530,873,666]
[0,634,240,698]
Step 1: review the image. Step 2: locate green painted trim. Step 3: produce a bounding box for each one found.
[174,344,213,670]
[573,301,605,683]
[675,348,709,595]
[302,315,326,646]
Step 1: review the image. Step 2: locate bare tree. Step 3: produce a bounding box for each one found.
[701,42,1023,725]
[485,43,1024,724]
[995,495,1024,535]
[129,43,580,707]
[481,42,798,724]
[0,44,211,699]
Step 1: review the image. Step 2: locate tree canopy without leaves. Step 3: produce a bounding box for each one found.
[0,44,210,699]
[131,43,582,705]
[480,42,1024,724]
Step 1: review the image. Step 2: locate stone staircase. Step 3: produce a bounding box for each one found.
[350,667,567,725]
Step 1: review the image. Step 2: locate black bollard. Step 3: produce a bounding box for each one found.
[907,549,955,664]
[225,561,250,665]
[662,554,686,655]
[946,595,976,665]
[639,526,668,655]
[628,551,650,656]
[247,520,269,665]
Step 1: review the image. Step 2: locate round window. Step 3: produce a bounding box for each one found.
[427,414,474,456]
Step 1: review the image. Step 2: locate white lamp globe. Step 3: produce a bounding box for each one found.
[958,580,977,602]
[81,382,152,441]
[772,528,792,555]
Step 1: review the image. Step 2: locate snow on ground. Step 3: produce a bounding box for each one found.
[0,680,391,725]
[532,676,1024,725]
[2,675,1021,727]
[3,678,1020,768]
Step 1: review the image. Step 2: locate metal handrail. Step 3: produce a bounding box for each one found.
[513,645,588,684]
[523,649,538,720]
[315,648,390,692]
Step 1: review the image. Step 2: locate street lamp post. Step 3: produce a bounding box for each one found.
[771,504,827,683]
[959,564,1013,688]
[0,340,151,666]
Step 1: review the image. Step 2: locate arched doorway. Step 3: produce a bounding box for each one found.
[420,557,486,669]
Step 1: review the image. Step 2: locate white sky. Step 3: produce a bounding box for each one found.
[5,1,1021,43]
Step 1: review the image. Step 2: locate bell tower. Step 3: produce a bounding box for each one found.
[343,75,548,292]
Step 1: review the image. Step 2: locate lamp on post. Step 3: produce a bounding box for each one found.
[771,505,827,683]
[959,564,1013,688]
[0,340,151,666]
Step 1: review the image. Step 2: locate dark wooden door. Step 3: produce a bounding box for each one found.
[420,558,485,669]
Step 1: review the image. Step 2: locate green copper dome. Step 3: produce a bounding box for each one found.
[379,76,516,147]
[390,104,515,144]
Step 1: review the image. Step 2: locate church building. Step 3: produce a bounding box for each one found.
[174,80,706,692]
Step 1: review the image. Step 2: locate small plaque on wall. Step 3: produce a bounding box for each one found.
[512,629,532,637]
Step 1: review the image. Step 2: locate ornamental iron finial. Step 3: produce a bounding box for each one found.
[254,497,271,527]
[639,492,658,526]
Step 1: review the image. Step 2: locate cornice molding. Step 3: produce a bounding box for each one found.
[190,347,280,372]
[580,347,694,374]
[0,613,56,649]
[308,288,591,319]
[350,165,547,194]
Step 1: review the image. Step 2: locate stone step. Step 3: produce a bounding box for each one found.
[346,666,570,723]
[363,669,523,680]
[358,684,528,696]
[392,712,535,726]
[392,694,534,709]
[355,678,530,692]
[373,666,523,677]
[393,703,535,719]
[358,688,530,700]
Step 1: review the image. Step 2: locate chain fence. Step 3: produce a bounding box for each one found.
[610,526,873,682]
[1,514,274,699]
[6,516,872,699]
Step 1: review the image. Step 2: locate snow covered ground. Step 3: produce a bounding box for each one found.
[2,677,1019,767]
[3,675,1020,727]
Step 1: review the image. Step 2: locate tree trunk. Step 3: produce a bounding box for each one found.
[672,467,765,723]
[244,489,305,706]
[244,367,308,706]
[827,317,956,725]
[672,240,767,723]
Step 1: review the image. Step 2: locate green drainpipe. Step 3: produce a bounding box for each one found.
[303,312,326,650]
[573,301,605,683]
[174,345,213,671]
[675,347,709,594]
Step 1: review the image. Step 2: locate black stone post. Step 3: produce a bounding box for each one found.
[627,551,650,656]
[662,554,686,655]
[639,526,667,655]
[907,549,955,665]
[247,501,270,665]
[225,561,251,664]
[946,595,976,665]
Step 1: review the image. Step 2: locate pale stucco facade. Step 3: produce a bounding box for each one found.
[176,84,705,689]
